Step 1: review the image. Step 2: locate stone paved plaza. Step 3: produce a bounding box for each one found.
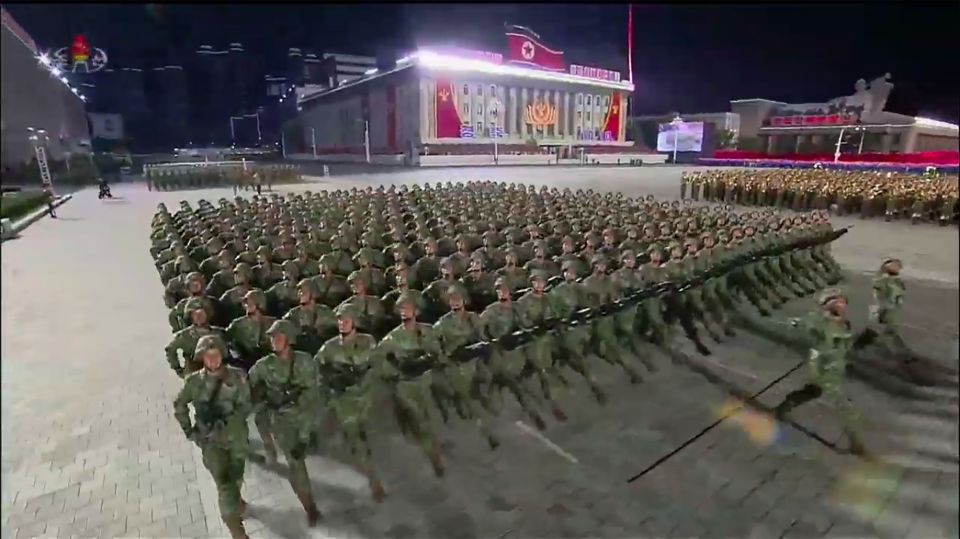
[2,166,958,538]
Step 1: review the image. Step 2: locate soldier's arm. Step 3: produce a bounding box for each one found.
[165,335,184,375]
[172,376,198,436]
[231,372,253,424]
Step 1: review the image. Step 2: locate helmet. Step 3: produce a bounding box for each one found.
[529,269,547,282]
[243,289,267,311]
[194,334,227,362]
[266,319,298,345]
[621,249,636,260]
[184,297,206,314]
[335,303,360,320]
[817,288,845,306]
[494,277,510,290]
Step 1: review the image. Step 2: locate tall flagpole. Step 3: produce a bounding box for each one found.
[627,3,634,84]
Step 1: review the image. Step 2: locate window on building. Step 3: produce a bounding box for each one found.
[577,94,582,105]
[586,95,592,106]
[463,84,469,95]
[577,111,582,121]
[577,127,582,139]
[477,85,483,96]
[463,103,470,115]
[477,104,483,116]
[586,111,591,122]
[595,95,601,107]
[595,128,601,140]
[603,96,609,107]
[476,122,483,134]
[490,85,496,96]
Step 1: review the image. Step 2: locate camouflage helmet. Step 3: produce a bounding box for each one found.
[281,259,301,277]
[266,319,298,345]
[880,257,902,269]
[194,334,227,362]
[817,287,846,306]
[529,269,548,283]
[243,289,267,311]
[493,277,510,291]
[394,291,420,311]
[184,297,207,315]
[234,262,253,279]
[620,249,636,261]
[335,303,360,320]
[296,278,315,298]
[590,253,607,266]
[347,270,366,285]
[560,259,580,276]
[186,271,205,285]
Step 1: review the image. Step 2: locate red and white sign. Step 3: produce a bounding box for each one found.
[570,64,623,83]
[506,32,565,72]
[768,114,859,127]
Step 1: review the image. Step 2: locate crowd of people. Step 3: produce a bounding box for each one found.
[153,181,899,539]
[144,163,302,193]
[681,169,959,224]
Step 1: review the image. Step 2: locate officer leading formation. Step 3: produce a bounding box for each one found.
[157,180,917,539]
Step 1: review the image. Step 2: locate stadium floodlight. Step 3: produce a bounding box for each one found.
[59,76,68,84]
[51,67,61,76]
[364,68,378,76]
[80,95,86,101]
[38,53,51,66]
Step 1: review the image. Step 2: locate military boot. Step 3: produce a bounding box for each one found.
[222,513,250,539]
[295,489,321,527]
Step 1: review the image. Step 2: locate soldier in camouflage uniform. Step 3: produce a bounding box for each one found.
[166,298,228,378]
[173,335,252,539]
[515,271,570,422]
[370,294,447,476]
[169,272,222,332]
[773,289,870,457]
[249,320,322,526]
[315,305,385,502]
[283,280,337,355]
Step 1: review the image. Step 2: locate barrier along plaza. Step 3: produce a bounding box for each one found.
[150,173,958,539]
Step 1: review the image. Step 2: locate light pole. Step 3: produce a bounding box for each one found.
[669,116,684,164]
[833,128,846,162]
[310,127,317,158]
[355,119,370,164]
[856,126,866,154]
[490,98,502,165]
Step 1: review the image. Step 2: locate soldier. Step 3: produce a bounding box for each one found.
[169,272,222,332]
[773,289,871,457]
[433,287,500,448]
[283,280,337,355]
[480,278,547,430]
[661,242,713,356]
[495,250,528,294]
[549,260,607,403]
[220,264,257,321]
[582,254,645,381]
[253,246,284,290]
[371,294,447,476]
[311,263,351,308]
[225,290,277,371]
[266,260,303,317]
[422,258,470,321]
[249,320,322,525]
[411,238,441,289]
[314,304,385,502]
[612,250,660,372]
[173,335,252,539]
[553,236,587,279]
[381,265,429,328]
[318,237,356,277]
[460,256,497,311]
[166,298,228,378]
[207,253,238,298]
[338,272,387,338]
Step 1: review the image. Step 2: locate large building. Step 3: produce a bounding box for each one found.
[1,7,90,169]
[284,46,634,160]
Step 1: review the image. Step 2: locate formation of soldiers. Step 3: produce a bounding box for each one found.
[681,169,959,225]
[154,181,873,539]
[145,163,301,192]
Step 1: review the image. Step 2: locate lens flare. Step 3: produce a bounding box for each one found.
[718,398,783,447]
[829,462,898,519]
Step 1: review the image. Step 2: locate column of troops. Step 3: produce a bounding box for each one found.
[144,164,301,192]
[681,169,959,225]
[153,182,852,538]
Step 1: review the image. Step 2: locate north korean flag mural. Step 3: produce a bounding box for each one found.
[505,25,565,72]
[601,92,623,142]
[435,79,464,138]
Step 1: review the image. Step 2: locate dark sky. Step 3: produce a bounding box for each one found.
[7,3,959,122]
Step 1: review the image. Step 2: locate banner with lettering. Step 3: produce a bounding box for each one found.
[435,79,463,138]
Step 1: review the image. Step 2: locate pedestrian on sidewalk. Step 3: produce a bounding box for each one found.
[254,172,262,195]
[42,182,57,219]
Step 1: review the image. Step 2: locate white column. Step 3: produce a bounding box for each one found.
[553,90,561,140]
[562,91,570,139]
[520,88,529,138]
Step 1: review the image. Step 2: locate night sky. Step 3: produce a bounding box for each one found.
[7,3,959,122]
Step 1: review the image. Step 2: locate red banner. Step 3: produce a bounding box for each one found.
[506,32,565,71]
[435,79,463,138]
[601,92,622,142]
[386,84,397,152]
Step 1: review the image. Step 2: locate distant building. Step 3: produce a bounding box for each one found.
[319,53,378,88]
[147,65,189,149]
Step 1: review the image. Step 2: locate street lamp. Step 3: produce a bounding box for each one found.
[669,116,684,164]
[856,125,866,154]
[490,97,502,165]
[355,119,370,164]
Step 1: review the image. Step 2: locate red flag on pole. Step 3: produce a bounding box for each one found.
[505,26,565,71]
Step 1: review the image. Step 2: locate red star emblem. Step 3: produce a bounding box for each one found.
[521,41,535,60]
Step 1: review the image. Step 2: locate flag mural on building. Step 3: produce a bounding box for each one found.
[601,92,623,142]
[505,25,566,72]
[435,79,464,138]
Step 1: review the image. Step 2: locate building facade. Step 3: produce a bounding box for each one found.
[285,49,633,158]
[1,7,90,168]
[731,75,959,155]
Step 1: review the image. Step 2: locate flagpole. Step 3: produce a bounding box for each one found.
[627,3,634,84]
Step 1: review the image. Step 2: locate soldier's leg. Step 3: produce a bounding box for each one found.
[617,307,659,372]
[664,293,711,356]
[822,380,870,456]
[703,284,736,337]
[773,382,822,419]
[681,179,687,200]
[558,328,608,403]
[488,351,546,430]
[734,270,773,316]
[254,411,278,463]
[686,288,724,343]
[692,181,701,201]
[593,316,643,381]
[397,380,446,476]
[202,447,250,539]
[526,339,569,420]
